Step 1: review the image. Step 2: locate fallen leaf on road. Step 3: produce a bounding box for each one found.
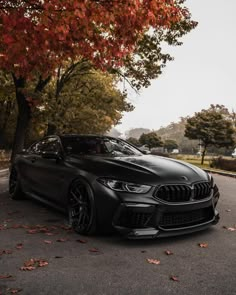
[45,232,54,236]
[147,259,160,265]
[56,238,68,242]
[0,250,13,255]
[20,258,48,271]
[0,274,13,279]
[44,240,52,244]
[8,288,22,294]
[165,250,173,255]
[27,229,38,234]
[223,226,236,231]
[198,243,208,248]
[16,243,23,250]
[76,239,87,244]
[227,227,236,232]
[38,260,48,267]
[170,276,179,282]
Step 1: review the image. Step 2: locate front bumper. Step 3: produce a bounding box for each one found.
[112,186,220,239]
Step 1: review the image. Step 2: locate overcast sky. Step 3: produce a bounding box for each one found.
[117,0,236,134]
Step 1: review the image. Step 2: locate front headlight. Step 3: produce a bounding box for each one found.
[98,178,151,194]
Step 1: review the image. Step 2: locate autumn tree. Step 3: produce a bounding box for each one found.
[185,105,235,164]
[0,0,196,160]
[0,71,16,148]
[164,139,178,153]
[0,69,132,146]
[40,68,133,136]
[126,137,141,147]
[139,132,163,150]
[125,128,151,139]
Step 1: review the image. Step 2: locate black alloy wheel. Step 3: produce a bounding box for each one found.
[68,179,96,235]
[9,167,23,200]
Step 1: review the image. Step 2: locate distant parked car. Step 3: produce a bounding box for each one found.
[171,149,179,154]
[232,149,236,158]
[9,134,220,239]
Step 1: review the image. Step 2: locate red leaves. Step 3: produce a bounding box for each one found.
[147,259,161,265]
[0,0,191,79]
[20,258,48,271]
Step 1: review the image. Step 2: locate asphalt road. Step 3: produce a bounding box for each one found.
[0,172,235,295]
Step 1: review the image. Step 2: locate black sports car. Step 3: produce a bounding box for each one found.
[9,134,220,239]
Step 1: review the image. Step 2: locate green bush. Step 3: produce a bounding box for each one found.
[210,157,236,172]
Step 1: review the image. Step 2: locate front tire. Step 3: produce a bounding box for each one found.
[68,179,96,235]
[9,167,24,200]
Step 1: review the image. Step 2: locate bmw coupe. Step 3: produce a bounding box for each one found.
[9,134,220,239]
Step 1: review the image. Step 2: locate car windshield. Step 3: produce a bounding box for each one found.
[61,136,143,156]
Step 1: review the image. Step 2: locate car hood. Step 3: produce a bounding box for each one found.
[68,154,209,185]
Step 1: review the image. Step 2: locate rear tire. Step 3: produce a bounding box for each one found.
[9,167,24,200]
[68,179,96,235]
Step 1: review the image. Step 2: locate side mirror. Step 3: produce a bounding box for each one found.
[41,151,62,160]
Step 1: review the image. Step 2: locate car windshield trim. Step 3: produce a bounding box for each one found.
[61,136,143,157]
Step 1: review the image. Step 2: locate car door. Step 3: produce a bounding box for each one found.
[24,136,70,207]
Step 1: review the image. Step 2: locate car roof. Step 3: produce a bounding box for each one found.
[58,134,116,140]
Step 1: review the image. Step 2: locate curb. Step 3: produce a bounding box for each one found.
[204,169,236,179]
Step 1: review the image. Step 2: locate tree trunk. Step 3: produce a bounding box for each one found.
[11,76,31,163]
[0,98,14,148]
[201,146,207,165]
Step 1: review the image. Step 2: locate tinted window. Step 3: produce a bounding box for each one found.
[29,137,61,154]
[61,137,142,156]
